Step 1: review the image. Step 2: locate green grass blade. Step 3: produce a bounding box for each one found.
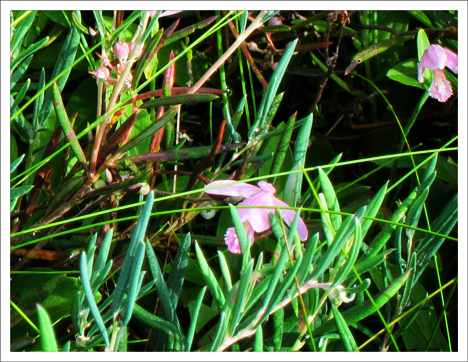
[228,203,250,268]
[119,107,178,153]
[132,303,179,337]
[38,25,80,125]
[122,242,146,326]
[253,324,263,351]
[249,38,298,140]
[145,240,174,321]
[217,251,233,291]
[331,217,362,288]
[93,228,113,278]
[185,286,207,351]
[270,112,296,178]
[194,241,225,308]
[80,252,109,347]
[52,82,88,172]
[10,78,30,111]
[415,194,458,283]
[167,233,191,308]
[313,270,411,337]
[229,259,254,335]
[318,166,342,230]
[312,207,366,279]
[36,304,58,352]
[332,304,359,351]
[361,182,388,238]
[284,113,313,206]
[11,37,49,73]
[10,11,37,58]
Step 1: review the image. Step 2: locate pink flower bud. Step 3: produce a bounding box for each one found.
[89,66,110,80]
[268,17,283,26]
[114,40,129,60]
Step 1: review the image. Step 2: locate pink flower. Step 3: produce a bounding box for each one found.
[205,180,308,254]
[418,44,458,102]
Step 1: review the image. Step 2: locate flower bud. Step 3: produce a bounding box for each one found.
[114,40,129,60]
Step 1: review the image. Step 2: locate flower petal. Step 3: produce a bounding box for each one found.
[237,192,276,233]
[224,225,255,254]
[444,48,458,74]
[421,44,447,70]
[205,181,260,198]
[429,69,453,102]
[417,62,425,83]
[274,199,309,241]
[257,181,276,194]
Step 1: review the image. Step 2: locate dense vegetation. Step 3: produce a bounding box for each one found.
[10,10,458,352]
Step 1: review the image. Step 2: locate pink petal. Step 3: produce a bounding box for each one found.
[421,44,447,70]
[224,225,255,254]
[237,191,276,233]
[417,62,425,83]
[428,69,452,102]
[274,199,309,241]
[258,181,276,194]
[205,181,260,198]
[444,48,458,74]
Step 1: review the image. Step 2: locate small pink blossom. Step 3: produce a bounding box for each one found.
[114,40,130,60]
[128,42,143,59]
[205,180,308,254]
[418,44,458,102]
[89,65,110,80]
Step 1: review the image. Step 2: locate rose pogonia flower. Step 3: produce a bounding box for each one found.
[205,180,308,254]
[418,44,458,102]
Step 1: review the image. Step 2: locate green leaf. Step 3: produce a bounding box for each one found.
[10,184,34,200]
[387,59,425,89]
[318,166,342,230]
[11,55,33,90]
[167,233,191,308]
[186,287,207,351]
[194,241,225,309]
[407,10,434,29]
[249,39,298,140]
[229,259,254,335]
[10,11,37,58]
[228,203,250,268]
[38,25,80,125]
[332,304,359,351]
[37,304,58,352]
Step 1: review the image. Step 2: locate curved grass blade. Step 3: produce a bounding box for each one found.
[313,270,411,337]
[36,304,58,352]
[132,303,179,337]
[93,228,113,279]
[122,243,146,326]
[11,36,49,73]
[361,182,388,238]
[253,324,263,351]
[80,252,109,347]
[332,304,359,351]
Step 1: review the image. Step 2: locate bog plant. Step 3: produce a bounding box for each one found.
[10,10,458,352]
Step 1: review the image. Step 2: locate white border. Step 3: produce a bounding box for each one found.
[2,2,466,361]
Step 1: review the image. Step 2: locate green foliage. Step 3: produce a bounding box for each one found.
[9,9,458,353]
